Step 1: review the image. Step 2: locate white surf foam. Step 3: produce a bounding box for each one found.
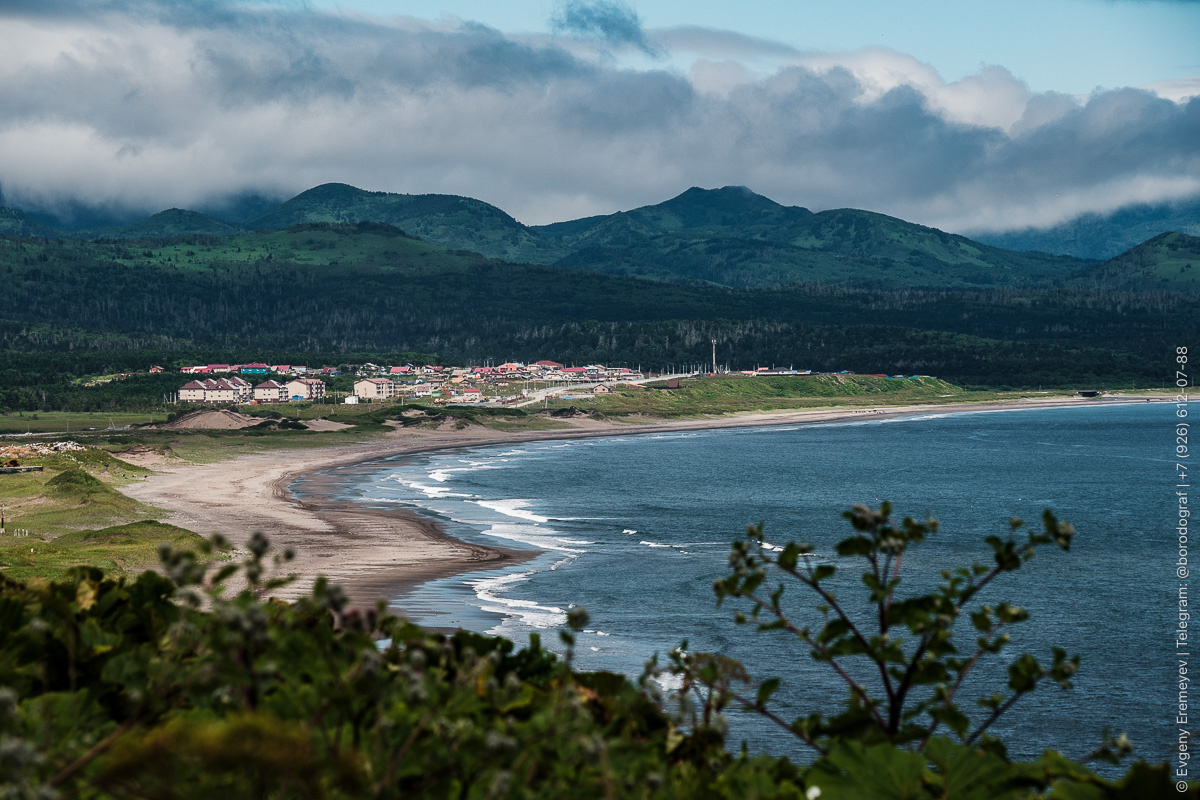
[470,570,566,629]
[480,523,583,553]
[427,459,505,482]
[474,499,549,523]
[390,478,473,499]
[651,673,685,693]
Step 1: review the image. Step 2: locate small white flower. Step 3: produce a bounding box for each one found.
[806,786,822,800]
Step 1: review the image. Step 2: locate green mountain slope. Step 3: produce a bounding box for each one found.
[0,206,55,238]
[534,186,1088,288]
[4,184,1093,288]
[1082,232,1200,288]
[245,183,569,264]
[95,209,241,239]
[972,199,1200,260]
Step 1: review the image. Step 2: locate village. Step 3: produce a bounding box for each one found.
[174,360,651,406]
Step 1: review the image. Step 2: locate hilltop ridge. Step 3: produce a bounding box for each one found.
[243,183,569,264]
[5,182,1198,290]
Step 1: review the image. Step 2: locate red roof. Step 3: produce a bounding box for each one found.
[562,367,587,373]
[535,360,563,367]
[181,380,206,390]
[464,387,482,393]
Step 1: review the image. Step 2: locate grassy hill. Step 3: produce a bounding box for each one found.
[557,374,965,416]
[534,186,1088,288]
[245,183,569,264]
[1080,232,1200,288]
[103,208,241,239]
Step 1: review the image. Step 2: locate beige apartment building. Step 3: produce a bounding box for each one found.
[284,378,327,401]
[353,377,397,401]
[253,380,287,403]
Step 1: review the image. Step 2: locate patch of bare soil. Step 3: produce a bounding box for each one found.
[304,418,352,431]
[155,410,260,430]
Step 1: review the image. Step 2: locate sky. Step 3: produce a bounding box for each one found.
[0,0,1197,233]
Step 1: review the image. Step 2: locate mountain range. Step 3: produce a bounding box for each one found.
[972,199,1200,260]
[1,182,1196,291]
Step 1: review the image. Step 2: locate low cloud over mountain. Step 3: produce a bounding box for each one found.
[0,0,1196,231]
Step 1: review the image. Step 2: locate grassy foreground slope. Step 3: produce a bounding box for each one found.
[0,445,209,580]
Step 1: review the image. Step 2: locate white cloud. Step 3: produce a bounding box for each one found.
[1142,77,1200,104]
[0,2,1195,234]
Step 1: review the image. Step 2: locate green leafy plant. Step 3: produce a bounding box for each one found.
[0,532,803,798]
[0,508,1190,798]
[668,503,1184,798]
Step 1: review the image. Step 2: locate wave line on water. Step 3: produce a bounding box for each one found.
[470,569,567,631]
[473,498,550,523]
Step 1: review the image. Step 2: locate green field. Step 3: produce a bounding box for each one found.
[0,520,207,582]
[0,410,167,433]
[0,442,210,580]
[0,449,154,536]
[541,374,1126,417]
[545,374,965,416]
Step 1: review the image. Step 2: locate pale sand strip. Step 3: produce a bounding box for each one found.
[118,395,1165,608]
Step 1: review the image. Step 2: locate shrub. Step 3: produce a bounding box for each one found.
[0,507,1189,798]
[669,503,1185,798]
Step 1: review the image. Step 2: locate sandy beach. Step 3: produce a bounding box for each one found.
[118,394,1165,608]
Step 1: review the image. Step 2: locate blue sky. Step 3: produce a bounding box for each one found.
[0,0,1195,231]
[326,0,1200,95]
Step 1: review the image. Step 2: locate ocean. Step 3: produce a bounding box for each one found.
[303,402,1177,764]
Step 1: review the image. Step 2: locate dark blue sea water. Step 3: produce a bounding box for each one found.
[308,402,1180,764]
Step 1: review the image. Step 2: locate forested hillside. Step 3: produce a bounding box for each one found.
[536,187,1089,288]
[1,222,1195,398]
[0,183,1110,289]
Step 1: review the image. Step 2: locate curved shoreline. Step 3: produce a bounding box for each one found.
[118,394,1166,609]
